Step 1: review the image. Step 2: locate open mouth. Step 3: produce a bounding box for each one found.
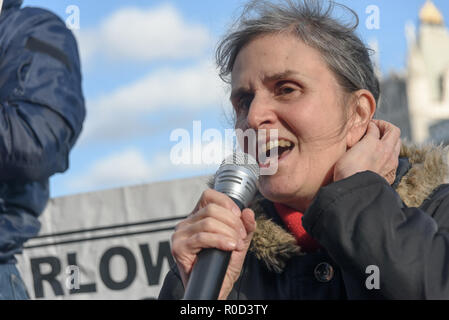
[258,139,294,166]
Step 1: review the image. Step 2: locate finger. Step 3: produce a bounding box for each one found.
[371,121,401,157]
[371,119,392,137]
[382,141,400,183]
[241,208,257,235]
[191,203,247,238]
[384,169,397,185]
[381,129,401,161]
[394,139,402,157]
[186,216,244,241]
[383,155,399,176]
[373,120,401,143]
[173,218,190,234]
[371,119,387,134]
[388,140,401,172]
[186,232,239,253]
[194,189,241,217]
[236,209,256,251]
[365,121,381,140]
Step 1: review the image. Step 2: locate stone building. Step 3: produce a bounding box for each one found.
[377,0,449,147]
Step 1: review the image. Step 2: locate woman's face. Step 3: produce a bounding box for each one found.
[231,33,352,211]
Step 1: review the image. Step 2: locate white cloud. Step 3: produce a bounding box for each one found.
[78,61,230,144]
[75,4,212,63]
[94,62,224,113]
[68,148,152,191]
[67,139,234,194]
[71,4,232,145]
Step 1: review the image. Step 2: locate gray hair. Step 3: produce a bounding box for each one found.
[216,0,380,103]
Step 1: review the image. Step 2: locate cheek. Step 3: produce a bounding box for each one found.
[287,101,348,148]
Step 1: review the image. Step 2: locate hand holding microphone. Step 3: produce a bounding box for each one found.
[171,153,259,300]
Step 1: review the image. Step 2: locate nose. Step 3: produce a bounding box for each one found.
[245,94,276,130]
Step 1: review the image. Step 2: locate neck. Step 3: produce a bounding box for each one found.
[284,164,335,212]
[282,198,310,213]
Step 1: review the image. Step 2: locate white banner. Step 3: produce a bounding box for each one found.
[16,176,210,300]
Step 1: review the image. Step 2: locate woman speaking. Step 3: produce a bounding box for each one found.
[159,0,449,300]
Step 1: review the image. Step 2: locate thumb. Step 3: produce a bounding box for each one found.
[239,208,256,250]
[365,121,380,140]
[241,208,256,236]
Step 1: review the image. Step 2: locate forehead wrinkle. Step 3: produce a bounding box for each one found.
[264,70,297,82]
[263,68,317,83]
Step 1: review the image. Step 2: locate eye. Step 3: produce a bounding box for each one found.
[275,82,300,97]
[236,94,254,111]
[280,86,294,94]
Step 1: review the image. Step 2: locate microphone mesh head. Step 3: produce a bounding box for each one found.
[214,152,260,207]
[220,152,260,180]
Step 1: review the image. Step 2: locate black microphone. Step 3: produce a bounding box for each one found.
[183,152,260,300]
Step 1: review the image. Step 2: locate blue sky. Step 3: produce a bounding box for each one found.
[20,0,449,198]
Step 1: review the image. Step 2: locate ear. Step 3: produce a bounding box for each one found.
[346,89,376,148]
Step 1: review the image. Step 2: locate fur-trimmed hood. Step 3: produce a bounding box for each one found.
[212,143,449,273]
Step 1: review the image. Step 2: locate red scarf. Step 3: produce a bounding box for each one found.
[274,203,321,253]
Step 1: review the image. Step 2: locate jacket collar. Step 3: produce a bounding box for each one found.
[249,142,449,273]
[396,143,449,207]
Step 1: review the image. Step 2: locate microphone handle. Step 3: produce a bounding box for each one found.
[183,197,244,300]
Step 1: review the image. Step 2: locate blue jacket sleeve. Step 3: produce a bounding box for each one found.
[0,7,85,182]
[303,171,449,299]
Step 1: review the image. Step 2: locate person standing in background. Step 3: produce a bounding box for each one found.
[0,0,85,299]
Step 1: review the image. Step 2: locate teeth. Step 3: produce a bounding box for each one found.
[279,140,292,148]
[260,139,292,154]
[267,140,279,151]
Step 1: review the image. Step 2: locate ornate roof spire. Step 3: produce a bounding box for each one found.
[420,0,444,25]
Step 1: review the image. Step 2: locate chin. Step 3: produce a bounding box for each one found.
[258,174,302,204]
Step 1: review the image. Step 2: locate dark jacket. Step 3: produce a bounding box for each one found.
[159,143,449,299]
[0,0,85,263]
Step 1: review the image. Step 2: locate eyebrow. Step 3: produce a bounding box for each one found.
[230,69,305,101]
[263,70,302,83]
